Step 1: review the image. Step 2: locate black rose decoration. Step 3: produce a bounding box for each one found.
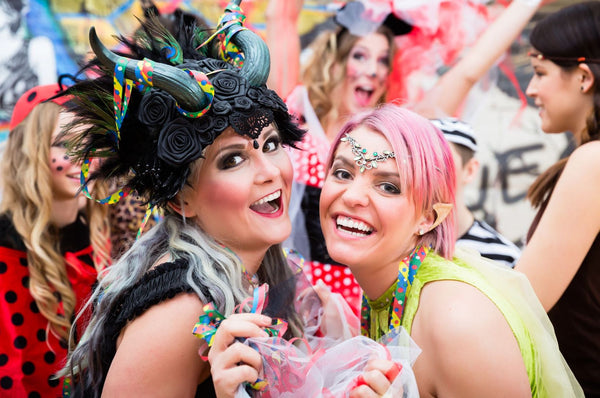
[233,96,254,111]
[212,70,246,101]
[257,95,276,110]
[193,58,232,73]
[193,118,217,144]
[212,116,229,134]
[247,87,261,101]
[138,90,175,125]
[212,101,232,116]
[268,90,288,112]
[194,117,216,134]
[157,119,203,167]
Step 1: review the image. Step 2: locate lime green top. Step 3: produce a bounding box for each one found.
[400,251,582,398]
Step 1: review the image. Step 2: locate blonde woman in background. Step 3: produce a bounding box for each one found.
[0,84,110,397]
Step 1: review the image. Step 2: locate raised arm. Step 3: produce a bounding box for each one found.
[415,0,543,118]
[515,142,600,310]
[265,0,303,98]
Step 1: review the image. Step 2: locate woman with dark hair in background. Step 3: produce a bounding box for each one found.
[516,2,600,395]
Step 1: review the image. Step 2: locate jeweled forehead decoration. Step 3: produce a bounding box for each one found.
[341,133,395,173]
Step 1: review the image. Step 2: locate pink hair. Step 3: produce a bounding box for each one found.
[327,104,457,259]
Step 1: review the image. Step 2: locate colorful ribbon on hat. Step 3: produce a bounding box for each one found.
[79,155,130,204]
[195,2,246,68]
[77,58,133,205]
[176,69,214,118]
[113,58,132,143]
[192,284,287,391]
[217,3,247,68]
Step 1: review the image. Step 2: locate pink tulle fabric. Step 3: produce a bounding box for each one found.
[232,255,421,397]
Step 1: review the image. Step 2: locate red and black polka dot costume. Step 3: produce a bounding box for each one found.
[286,86,362,314]
[0,213,98,398]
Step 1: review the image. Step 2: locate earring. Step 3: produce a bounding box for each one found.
[418,228,425,236]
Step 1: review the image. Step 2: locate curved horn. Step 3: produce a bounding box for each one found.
[216,1,271,86]
[89,27,210,112]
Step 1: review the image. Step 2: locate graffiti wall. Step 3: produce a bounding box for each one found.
[0,0,576,245]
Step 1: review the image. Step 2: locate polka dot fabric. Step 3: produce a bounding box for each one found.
[289,129,362,315]
[304,261,362,314]
[289,132,328,189]
[0,237,97,397]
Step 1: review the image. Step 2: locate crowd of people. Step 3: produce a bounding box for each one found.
[0,0,598,397]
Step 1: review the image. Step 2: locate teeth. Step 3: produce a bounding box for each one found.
[336,216,373,233]
[252,190,281,206]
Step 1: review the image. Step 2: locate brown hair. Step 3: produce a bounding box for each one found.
[527,2,600,208]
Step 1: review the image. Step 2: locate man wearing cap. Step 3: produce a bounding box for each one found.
[432,117,521,267]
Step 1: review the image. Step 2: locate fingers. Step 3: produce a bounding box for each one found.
[211,345,260,398]
[208,313,271,354]
[207,313,272,398]
[350,360,404,397]
[313,279,332,304]
[210,344,262,398]
[361,369,391,396]
[365,359,403,383]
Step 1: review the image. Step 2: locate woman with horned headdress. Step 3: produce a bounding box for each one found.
[59,2,309,396]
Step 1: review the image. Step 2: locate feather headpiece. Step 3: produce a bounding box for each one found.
[65,1,304,207]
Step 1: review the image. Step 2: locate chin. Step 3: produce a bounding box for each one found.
[267,224,292,247]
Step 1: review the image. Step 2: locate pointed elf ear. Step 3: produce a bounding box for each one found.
[426,203,453,233]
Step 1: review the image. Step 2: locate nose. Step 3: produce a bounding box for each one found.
[366,59,378,78]
[254,152,282,184]
[341,178,369,208]
[525,78,536,98]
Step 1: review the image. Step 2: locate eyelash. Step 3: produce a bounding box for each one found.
[218,135,282,170]
[352,52,366,61]
[379,182,400,194]
[263,135,281,153]
[332,168,352,180]
[332,168,400,194]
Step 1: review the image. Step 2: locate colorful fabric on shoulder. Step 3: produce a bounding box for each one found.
[402,247,583,397]
[193,248,421,397]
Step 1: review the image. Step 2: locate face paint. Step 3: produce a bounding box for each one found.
[49,113,82,200]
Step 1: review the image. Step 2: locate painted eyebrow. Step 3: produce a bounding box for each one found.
[332,153,355,168]
[216,129,279,153]
[219,142,248,151]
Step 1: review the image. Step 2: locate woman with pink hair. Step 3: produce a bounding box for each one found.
[265,0,546,312]
[318,104,582,397]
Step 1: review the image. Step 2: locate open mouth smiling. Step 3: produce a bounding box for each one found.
[250,190,282,214]
[336,215,374,237]
[355,86,374,108]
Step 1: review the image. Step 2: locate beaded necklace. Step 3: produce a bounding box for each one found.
[360,246,429,340]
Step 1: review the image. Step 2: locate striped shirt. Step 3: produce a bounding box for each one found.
[457,219,521,267]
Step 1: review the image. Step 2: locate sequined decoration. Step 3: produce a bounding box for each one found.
[341,133,396,173]
[360,246,429,337]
